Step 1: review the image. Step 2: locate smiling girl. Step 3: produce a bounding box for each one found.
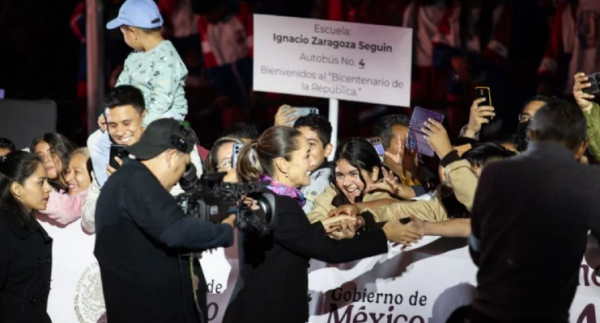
[307,138,399,224]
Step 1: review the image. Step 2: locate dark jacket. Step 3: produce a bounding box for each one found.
[470,141,600,323]
[0,211,53,323]
[222,192,388,323]
[94,159,234,323]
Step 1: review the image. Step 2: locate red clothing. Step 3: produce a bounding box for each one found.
[196,2,253,69]
[327,0,407,25]
[538,0,600,94]
[433,2,511,65]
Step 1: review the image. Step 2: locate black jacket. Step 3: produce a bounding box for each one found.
[94,159,234,323]
[222,192,388,323]
[0,211,53,323]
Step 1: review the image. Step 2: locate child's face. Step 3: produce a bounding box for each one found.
[120,26,143,51]
[296,126,332,173]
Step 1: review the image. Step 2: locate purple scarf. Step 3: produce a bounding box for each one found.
[260,174,306,207]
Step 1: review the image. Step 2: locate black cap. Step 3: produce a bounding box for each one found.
[126,119,196,160]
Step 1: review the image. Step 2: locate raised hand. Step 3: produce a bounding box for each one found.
[274,105,299,126]
[573,72,595,112]
[383,133,405,166]
[464,98,495,138]
[422,119,453,160]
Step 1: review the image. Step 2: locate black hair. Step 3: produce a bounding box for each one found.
[332,137,384,186]
[30,133,77,191]
[206,137,244,173]
[451,136,478,147]
[222,123,259,141]
[464,143,516,168]
[0,137,15,152]
[529,99,587,151]
[459,0,501,52]
[103,85,146,115]
[0,151,44,228]
[236,126,303,183]
[372,114,411,148]
[293,114,333,146]
[522,94,556,108]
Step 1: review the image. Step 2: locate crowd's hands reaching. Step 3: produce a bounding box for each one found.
[463,98,495,138]
[274,105,299,126]
[327,204,360,218]
[422,119,453,160]
[361,168,399,196]
[382,133,406,178]
[322,215,358,240]
[573,72,595,112]
[106,157,123,176]
[383,215,425,249]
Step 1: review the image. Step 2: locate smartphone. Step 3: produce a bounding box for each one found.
[583,72,600,95]
[286,107,319,126]
[474,87,492,107]
[367,137,385,156]
[231,143,243,169]
[109,144,127,170]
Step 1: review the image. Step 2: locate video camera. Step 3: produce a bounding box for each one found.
[175,165,277,236]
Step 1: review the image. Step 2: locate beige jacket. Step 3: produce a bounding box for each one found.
[370,159,478,222]
[307,184,394,224]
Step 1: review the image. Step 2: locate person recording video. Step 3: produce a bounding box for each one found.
[94,119,235,323]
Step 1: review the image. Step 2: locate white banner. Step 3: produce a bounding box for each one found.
[253,15,413,107]
[43,222,600,323]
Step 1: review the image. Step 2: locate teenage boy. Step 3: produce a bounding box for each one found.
[294,114,334,214]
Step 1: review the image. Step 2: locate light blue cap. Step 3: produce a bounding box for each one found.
[106,0,163,30]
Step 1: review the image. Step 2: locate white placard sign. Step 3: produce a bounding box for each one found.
[253,14,413,107]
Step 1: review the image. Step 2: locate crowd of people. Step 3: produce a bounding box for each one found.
[62,0,600,141]
[2,0,600,322]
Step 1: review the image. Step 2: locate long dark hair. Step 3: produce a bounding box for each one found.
[30,133,77,191]
[0,151,43,228]
[236,126,303,183]
[331,138,384,205]
[459,0,501,51]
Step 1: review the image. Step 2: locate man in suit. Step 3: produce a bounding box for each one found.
[449,99,600,323]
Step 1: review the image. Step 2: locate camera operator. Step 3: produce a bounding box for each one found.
[82,85,204,233]
[94,118,234,323]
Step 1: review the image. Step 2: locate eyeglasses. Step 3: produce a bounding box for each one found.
[518,113,533,123]
[216,159,232,172]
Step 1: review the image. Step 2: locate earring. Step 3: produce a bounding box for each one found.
[285,173,289,178]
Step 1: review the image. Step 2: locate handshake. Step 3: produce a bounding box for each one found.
[322,205,426,249]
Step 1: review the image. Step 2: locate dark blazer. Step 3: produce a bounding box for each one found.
[0,211,53,323]
[222,192,388,323]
